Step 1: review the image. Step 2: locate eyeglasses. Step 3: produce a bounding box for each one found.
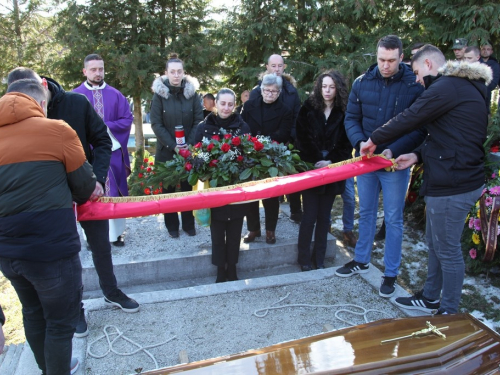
[262,89,280,95]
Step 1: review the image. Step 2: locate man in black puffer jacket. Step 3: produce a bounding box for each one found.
[362,44,491,315]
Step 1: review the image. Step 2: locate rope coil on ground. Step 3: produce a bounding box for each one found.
[253,292,393,327]
[87,325,177,370]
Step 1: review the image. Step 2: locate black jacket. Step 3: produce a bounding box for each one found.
[250,73,301,141]
[45,77,112,185]
[296,99,352,195]
[195,112,252,220]
[194,112,251,143]
[241,97,292,143]
[370,61,490,197]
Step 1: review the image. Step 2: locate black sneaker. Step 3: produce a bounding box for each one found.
[394,290,440,314]
[379,276,397,298]
[335,260,369,277]
[104,289,140,313]
[74,308,88,338]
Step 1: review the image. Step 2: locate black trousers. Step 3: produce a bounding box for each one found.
[246,197,279,232]
[80,219,118,296]
[162,180,195,232]
[288,191,303,214]
[210,217,244,266]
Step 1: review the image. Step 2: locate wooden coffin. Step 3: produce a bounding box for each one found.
[143,313,500,374]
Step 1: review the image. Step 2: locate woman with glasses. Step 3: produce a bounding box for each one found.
[151,53,204,238]
[241,73,293,245]
[194,88,251,283]
[295,70,352,271]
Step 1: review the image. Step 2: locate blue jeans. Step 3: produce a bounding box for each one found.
[423,187,482,313]
[341,177,355,232]
[0,254,82,375]
[354,169,410,277]
[298,189,336,268]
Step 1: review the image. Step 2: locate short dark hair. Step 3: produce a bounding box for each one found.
[7,79,47,104]
[203,93,215,101]
[411,44,445,68]
[310,70,349,112]
[84,54,104,66]
[165,52,184,70]
[464,46,480,56]
[377,35,403,56]
[7,67,39,86]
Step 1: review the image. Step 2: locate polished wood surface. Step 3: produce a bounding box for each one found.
[143,314,500,374]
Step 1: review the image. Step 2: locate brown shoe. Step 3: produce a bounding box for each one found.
[266,230,276,244]
[243,230,261,243]
[342,231,357,247]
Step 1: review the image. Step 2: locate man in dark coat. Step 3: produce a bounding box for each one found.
[7,68,140,339]
[336,35,426,299]
[361,44,490,314]
[480,43,500,110]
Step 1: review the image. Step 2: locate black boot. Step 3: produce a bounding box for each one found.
[215,266,226,283]
[375,220,386,240]
[226,264,238,281]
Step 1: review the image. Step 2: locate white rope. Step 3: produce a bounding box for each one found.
[87,325,177,370]
[253,292,393,327]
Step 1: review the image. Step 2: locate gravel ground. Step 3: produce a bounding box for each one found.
[83,277,404,375]
[77,203,407,375]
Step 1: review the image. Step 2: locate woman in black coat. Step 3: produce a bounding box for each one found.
[296,70,352,271]
[195,88,251,283]
[241,73,293,245]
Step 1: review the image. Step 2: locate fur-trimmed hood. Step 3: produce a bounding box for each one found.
[151,75,200,100]
[439,60,493,86]
[257,71,297,88]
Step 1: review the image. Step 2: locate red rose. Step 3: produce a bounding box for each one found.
[232,137,241,146]
[212,135,220,141]
[207,143,215,152]
[143,158,149,163]
[253,141,264,151]
[138,173,144,178]
[407,191,418,203]
[153,189,159,195]
[221,143,231,153]
[209,159,218,167]
[146,167,152,172]
[140,165,144,170]
[251,137,259,143]
[194,142,202,149]
[144,187,151,195]
[184,162,193,171]
[237,155,244,162]
[149,162,154,166]
[140,182,144,186]
[179,148,191,158]
[224,134,232,139]
[491,145,499,153]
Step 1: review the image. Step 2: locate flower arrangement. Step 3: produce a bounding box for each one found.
[138,130,311,192]
[462,167,500,274]
[128,151,163,196]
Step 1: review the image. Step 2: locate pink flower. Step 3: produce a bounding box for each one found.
[469,248,477,259]
[485,196,493,207]
[474,218,481,231]
[469,217,474,229]
[489,186,500,195]
[492,173,497,179]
